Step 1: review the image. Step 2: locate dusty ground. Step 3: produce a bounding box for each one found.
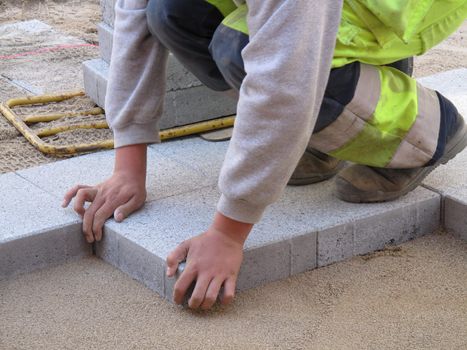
[0,0,105,172]
[0,0,101,44]
[1,232,466,350]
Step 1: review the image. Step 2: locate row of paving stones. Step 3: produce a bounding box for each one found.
[1,69,466,302]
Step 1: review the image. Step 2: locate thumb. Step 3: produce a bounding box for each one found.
[114,196,143,222]
[166,240,189,277]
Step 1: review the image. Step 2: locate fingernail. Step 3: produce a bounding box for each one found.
[115,212,123,222]
[61,200,66,207]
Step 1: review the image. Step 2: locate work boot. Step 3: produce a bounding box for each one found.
[288,148,345,186]
[335,113,467,203]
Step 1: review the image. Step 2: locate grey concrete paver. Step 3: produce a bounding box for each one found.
[0,173,88,279]
[421,68,467,240]
[16,147,210,203]
[444,190,467,241]
[151,137,229,182]
[104,182,440,296]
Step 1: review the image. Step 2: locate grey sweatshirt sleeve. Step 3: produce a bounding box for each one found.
[217,0,343,223]
[105,0,168,148]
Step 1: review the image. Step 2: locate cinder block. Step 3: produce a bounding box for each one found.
[17,147,211,204]
[97,22,113,64]
[82,58,236,129]
[96,19,205,91]
[82,58,108,108]
[169,85,236,126]
[82,61,98,105]
[165,56,204,92]
[100,0,116,27]
[444,191,467,241]
[0,173,88,279]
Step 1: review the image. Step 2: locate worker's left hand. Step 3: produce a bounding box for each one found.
[166,213,252,310]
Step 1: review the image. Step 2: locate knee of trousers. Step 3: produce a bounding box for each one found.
[147,0,224,45]
[147,0,211,42]
[209,24,249,90]
[146,0,167,39]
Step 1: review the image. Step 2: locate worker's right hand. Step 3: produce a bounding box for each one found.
[62,170,147,243]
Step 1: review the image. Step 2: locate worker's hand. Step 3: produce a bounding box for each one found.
[167,212,253,310]
[62,170,147,243]
[62,144,148,243]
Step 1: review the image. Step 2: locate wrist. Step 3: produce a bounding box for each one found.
[114,144,147,182]
[210,212,253,245]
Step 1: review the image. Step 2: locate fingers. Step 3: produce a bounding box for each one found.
[62,184,91,208]
[82,196,105,243]
[200,277,224,310]
[92,202,119,242]
[221,277,236,306]
[173,266,197,305]
[188,275,212,309]
[114,195,144,222]
[72,187,98,218]
[166,240,189,277]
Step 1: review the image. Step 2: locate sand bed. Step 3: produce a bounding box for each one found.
[1,233,466,349]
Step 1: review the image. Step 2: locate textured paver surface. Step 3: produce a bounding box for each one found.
[1,69,466,302]
[0,173,88,279]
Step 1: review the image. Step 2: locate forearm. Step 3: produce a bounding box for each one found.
[114,144,147,184]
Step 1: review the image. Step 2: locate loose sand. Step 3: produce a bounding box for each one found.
[1,233,466,349]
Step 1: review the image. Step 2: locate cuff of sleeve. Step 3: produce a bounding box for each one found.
[112,122,160,148]
[217,194,266,224]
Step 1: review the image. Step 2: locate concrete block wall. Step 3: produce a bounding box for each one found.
[83,0,237,130]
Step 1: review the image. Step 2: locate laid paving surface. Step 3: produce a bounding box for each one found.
[0,173,88,279]
[420,68,467,240]
[1,69,466,302]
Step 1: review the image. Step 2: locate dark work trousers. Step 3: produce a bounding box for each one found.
[145,0,461,170]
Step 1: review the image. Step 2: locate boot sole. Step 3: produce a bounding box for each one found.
[288,161,346,186]
[336,117,467,203]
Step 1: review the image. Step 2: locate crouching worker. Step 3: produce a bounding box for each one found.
[63,0,467,310]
